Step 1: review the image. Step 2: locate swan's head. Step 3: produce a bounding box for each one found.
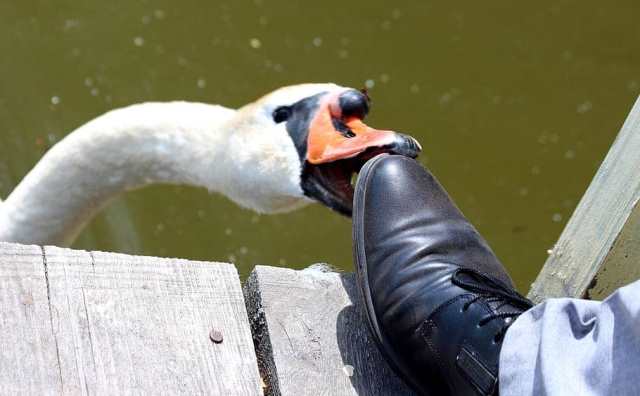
[225,83,421,216]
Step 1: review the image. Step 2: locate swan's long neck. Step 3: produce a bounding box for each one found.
[0,102,237,246]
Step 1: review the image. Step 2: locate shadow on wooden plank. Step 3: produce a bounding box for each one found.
[244,265,415,396]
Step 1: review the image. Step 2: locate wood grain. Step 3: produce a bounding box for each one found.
[244,265,415,396]
[529,95,640,302]
[0,242,262,395]
[0,242,63,394]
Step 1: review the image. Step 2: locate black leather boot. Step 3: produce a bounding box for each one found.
[353,154,533,396]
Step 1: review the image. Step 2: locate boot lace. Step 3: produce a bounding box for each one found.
[452,268,533,342]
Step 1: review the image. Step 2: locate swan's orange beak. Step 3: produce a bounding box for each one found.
[298,88,421,216]
[306,89,421,164]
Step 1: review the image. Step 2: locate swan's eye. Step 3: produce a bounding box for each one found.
[272,106,292,123]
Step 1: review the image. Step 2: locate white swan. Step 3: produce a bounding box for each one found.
[0,83,420,246]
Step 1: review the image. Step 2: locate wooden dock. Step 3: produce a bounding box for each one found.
[0,243,262,395]
[1,96,638,394]
[0,243,414,395]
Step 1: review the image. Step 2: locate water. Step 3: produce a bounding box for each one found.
[1,1,638,292]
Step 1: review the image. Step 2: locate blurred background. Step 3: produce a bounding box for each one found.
[0,1,638,292]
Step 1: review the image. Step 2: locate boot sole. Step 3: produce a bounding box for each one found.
[353,154,423,395]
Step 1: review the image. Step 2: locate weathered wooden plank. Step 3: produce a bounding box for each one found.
[42,245,262,395]
[0,242,63,394]
[0,242,262,395]
[244,265,415,396]
[529,95,640,302]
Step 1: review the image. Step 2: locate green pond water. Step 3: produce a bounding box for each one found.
[1,1,638,292]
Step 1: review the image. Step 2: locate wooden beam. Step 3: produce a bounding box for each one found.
[529,95,640,302]
[244,265,415,396]
[0,242,262,395]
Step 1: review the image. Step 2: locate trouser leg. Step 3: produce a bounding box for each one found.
[499,279,640,396]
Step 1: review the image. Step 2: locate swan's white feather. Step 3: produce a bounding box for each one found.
[0,83,341,246]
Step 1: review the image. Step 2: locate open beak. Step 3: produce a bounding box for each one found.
[301,89,421,216]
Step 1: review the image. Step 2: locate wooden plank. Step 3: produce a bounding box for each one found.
[43,245,262,395]
[0,242,262,395]
[529,95,640,302]
[0,242,63,394]
[244,265,415,396]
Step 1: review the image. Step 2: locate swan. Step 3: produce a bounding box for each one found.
[0,83,420,247]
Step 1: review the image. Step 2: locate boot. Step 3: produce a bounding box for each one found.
[353,154,532,396]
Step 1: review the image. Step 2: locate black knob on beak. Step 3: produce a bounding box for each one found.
[339,89,370,119]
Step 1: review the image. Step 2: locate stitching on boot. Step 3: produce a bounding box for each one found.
[417,294,475,390]
[456,345,498,396]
